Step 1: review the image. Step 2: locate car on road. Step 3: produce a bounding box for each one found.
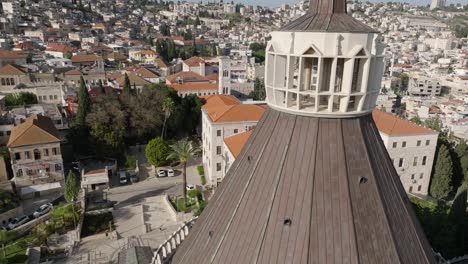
[119,170,128,185]
[157,169,167,177]
[7,215,29,230]
[167,169,175,177]
[186,184,195,190]
[33,203,53,218]
[130,173,139,183]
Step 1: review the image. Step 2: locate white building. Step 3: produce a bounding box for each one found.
[1,1,19,15]
[373,110,438,195]
[218,56,255,98]
[201,95,265,186]
[408,77,441,97]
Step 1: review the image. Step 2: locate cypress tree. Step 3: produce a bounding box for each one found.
[64,170,80,203]
[75,76,91,127]
[430,144,453,199]
[123,73,131,94]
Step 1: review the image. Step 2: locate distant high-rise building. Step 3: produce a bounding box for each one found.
[430,0,445,10]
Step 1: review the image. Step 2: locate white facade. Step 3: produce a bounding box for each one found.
[202,110,259,186]
[408,77,441,97]
[265,31,385,118]
[218,56,255,98]
[380,132,438,195]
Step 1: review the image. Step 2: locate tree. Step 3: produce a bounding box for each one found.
[123,73,131,95]
[75,76,91,127]
[409,115,423,125]
[430,144,453,199]
[194,16,201,26]
[0,230,15,258]
[4,92,38,106]
[167,139,200,206]
[145,137,169,167]
[64,51,73,59]
[161,97,175,139]
[64,171,79,203]
[87,93,127,160]
[450,183,467,256]
[249,78,266,100]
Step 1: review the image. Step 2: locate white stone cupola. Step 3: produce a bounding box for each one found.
[265,0,386,118]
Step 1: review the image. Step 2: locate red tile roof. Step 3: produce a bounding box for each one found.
[372,110,437,136]
[170,82,218,91]
[202,95,265,123]
[224,130,253,158]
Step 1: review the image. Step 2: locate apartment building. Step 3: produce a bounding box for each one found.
[201,95,265,186]
[7,115,64,198]
[408,77,441,97]
[372,110,438,195]
[218,56,255,98]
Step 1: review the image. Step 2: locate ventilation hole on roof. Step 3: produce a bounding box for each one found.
[359,176,368,184]
[208,231,214,238]
[247,155,253,162]
[283,218,292,226]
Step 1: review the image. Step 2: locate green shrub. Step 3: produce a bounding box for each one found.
[197,165,204,176]
[125,155,137,169]
[201,175,206,185]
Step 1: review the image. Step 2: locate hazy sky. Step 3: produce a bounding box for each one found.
[204,0,466,8]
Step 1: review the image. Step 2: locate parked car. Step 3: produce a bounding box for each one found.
[157,170,167,177]
[33,203,53,218]
[118,170,128,185]
[186,184,195,190]
[167,169,175,177]
[7,215,29,230]
[130,173,139,183]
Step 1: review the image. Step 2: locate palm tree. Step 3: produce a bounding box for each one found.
[167,139,200,206]
[161,97,175,139]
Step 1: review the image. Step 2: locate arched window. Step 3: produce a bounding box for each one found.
[10,78,14,85]
[33,149,41,160]
[17,169,23,177]
[1,78,5,85]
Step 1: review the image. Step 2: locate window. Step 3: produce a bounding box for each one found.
[417,140,421,146]
[411,174,415,180]
[422,156,427,166]
[33,149,41,160]
[417,185,422,192]
[392,142,397,148]
[234,129,238,134]
[54,95,58,100]
[16,169,22,177]
[1,78,5,85]
[216,146,221,155]
[6,131,10,136]
[25,151,30,159]
[334,58,345,92]
[49,95,53,100]
[413,157,418,166]
[54,164,62,171]
[0,131,3,136]
[216,163,221,171]
[44,149,49,156]
[14,153,20,160]
[217,130,221,137]
[419,173,424,179]
[52,148,58,155]
[351,58,365,92]
[302,57,319,91]
[409,186,413,193]
[320,58,333,92]
[398,158,403,167]
[402,141,406,148]
[425,140,430,146]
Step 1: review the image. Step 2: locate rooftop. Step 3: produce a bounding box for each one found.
[372,110,437,136]
[7,115,60,148]
[202,95,266,123]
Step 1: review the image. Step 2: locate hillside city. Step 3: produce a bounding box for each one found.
[0,0,467,263]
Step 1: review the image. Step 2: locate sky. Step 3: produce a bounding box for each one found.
[201,0,466,9]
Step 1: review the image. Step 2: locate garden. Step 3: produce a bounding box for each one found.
[170,189,207,217]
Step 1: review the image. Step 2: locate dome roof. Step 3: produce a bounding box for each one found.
[171,109,436,264]
[280,0,378,33]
